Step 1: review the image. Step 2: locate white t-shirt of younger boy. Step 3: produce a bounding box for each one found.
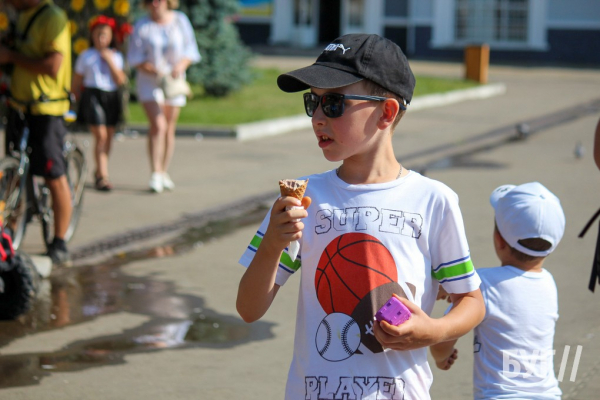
[74,48,124,92]
[239,169,481,400]
[473,266,561,399]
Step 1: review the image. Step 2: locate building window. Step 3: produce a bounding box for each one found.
[385,0,409,17]
[432,0,547,50]
[348,0,364,28]
[455,0,528,43]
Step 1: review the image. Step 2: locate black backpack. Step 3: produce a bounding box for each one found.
[0,228,40,320]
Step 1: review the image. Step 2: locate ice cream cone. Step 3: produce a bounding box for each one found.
[279,179,308,200]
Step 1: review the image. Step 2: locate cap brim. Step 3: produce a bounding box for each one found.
[277,64,364,92]
[489,184,516,208]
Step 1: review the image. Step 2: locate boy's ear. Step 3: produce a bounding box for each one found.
[377,98,399,129]
[493,226,508,249]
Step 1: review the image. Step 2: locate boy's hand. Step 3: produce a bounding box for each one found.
[138,61,158,75]
[372,295,440,351]
[437,285,452,303]
[301,196,312,209]
[99,48,114,62]
[262,196,309,252]
[435,348,458,370]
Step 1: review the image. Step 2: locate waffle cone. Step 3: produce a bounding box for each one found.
[279,179,309,200]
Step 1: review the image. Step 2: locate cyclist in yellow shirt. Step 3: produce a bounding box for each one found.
[0,0,73,266]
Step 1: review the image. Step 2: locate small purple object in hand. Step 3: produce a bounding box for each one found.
[375,296,411,326]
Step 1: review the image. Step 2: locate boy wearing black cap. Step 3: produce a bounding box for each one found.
[237,34,485,399]
[431,182,565,399]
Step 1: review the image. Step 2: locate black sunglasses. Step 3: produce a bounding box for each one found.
[303,92,406,118]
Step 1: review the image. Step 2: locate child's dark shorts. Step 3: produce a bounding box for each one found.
[77,87,122,127]
[5,109,67,179]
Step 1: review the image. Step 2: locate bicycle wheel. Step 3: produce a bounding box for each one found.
[0,157,29,250]
[41,144,86,246]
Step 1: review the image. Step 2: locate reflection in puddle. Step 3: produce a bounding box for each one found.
[0,204,272,389]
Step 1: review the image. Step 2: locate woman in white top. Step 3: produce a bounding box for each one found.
[127,0,201,193]
[72,16,128,191]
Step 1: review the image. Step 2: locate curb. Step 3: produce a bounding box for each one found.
[409,82,506,111]
[124,83,507,142]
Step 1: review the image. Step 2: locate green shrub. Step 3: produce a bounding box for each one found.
[181,0,254,97]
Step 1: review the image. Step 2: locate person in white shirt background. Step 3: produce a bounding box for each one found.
[127,0,201,194]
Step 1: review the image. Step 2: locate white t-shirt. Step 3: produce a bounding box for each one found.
[473,266,561,399]
[239,170,481,400]
[127,11,201,90]
[74,48,123,92]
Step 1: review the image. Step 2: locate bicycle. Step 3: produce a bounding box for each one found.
[0,91,87,251]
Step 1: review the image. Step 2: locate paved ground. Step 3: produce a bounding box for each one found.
[1,57,600,399]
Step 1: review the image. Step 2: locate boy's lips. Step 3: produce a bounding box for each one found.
[317,134,333,148]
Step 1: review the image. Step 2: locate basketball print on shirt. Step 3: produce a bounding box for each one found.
[314,232,412,360]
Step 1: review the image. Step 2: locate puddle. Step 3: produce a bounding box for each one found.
[0,204,273,389]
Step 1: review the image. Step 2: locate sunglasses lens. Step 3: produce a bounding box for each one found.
[303,93,345,118]
[321,94,343,118]
[303,93,318,117]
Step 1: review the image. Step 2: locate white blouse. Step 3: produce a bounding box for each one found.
[75,48,124,92]
[127,11,201,77]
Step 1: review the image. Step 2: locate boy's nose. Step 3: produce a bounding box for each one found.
[311,102,327,123]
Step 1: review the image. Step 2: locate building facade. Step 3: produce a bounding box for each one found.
[236,0,600,64]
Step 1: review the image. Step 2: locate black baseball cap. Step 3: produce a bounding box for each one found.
[277,34,416,104]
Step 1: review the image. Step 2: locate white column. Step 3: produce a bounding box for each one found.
[363,0,384,35]
[529,0,549,50]
[431,0,456,47]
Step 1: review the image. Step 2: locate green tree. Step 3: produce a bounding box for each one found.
[179,0,254,97]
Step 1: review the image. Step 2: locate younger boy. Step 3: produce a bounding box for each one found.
[237,34,485,400]
[431,182,565,399]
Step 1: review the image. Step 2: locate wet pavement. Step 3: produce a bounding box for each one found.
[1,57,600,399]
[0,261,262,389]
